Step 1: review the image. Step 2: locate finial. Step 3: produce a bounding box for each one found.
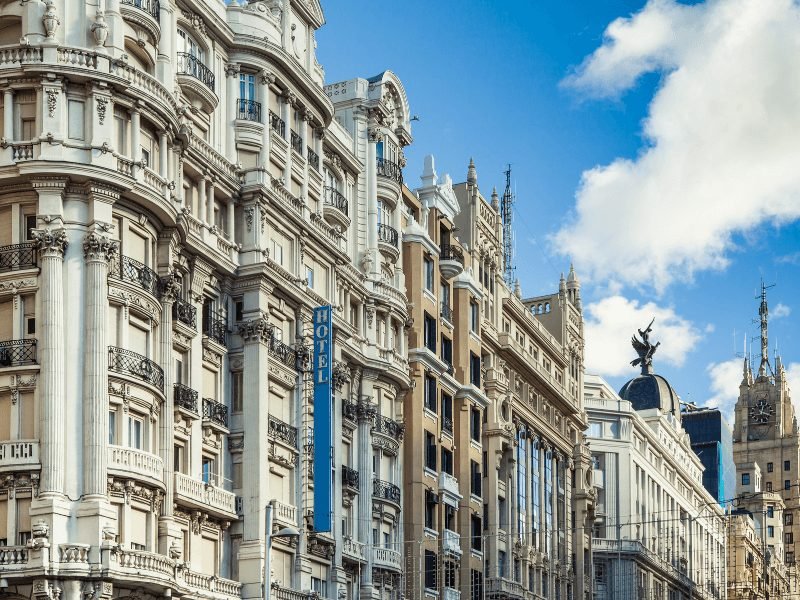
[491,186,499,211]
[467,157,477,185]
[559,273,566,292]
[514,279,522,298]
[630,318,659,375]
[421,154,438,187]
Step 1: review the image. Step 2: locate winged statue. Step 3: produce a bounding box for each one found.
[630,318,660,373]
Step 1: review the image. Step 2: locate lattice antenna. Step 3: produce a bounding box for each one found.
[501,164,515,285]
[756,279,776,378]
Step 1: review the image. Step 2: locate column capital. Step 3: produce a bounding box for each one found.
[33,227,68,258]
[237,311,273,343]
[83,228,118,263]
[225,62,241,77]
[160,270,182,303]
[280,90,297,105]
[260,69,276,85]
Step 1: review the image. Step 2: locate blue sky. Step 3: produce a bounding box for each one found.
[317,0,800,420]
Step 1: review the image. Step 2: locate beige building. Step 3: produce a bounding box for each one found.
[0,2,412,600]
[401,157,594,600]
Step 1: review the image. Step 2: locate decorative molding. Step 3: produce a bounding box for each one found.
[45,89,58,118]
[238,312,273,343]
[83,230,118,263]
[32,227,68,258]
[96,96,108,124]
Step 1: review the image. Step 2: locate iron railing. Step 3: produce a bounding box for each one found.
[202,398,228,427]
[441,302,453,322]
[173,383,198,413]
[202,307,226,346]
[112,255,161,297]
[324,186,348,216]
[268,335,296,369]
[177,52,215,91]
[376,157,403,184]
[0,339,37,367]
[172,298,196,329]
[373,415,404,439]
[377,223,399,248]
[307,148,319,170]
[440,244,464,265]
[442,416,454,435]
[237,98,261,122]
[342,399,358,422]
[268,415,297,448]
[0,243,36,273]
[108,346,164,391]
[269,111,285,138]
[342,466,359,489]
[290,131,303,155]
[373,478,401,505]
[121,0,160,21]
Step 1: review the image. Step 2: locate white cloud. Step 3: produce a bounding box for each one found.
[555,0,800,290]
[705,358,744,420]
[773,302,791,318]
[584,294,702,377]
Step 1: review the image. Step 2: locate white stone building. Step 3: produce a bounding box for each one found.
[0,2,411,600]
[585,373,726,600]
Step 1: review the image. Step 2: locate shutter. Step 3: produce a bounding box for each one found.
[128,323,148,355]
[0,299,12,340]
[129,508,148,548]
[0,392,10,440]
[17,498,31,536]
[200,536,217,574]
[202,366,217,399]
[19,391,34,438]
[126,230,148,263]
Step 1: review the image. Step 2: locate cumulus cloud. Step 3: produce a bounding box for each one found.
[705,358,744,420]
[584,294,702,377]
[555,0,800,290]
[773,302,791,318]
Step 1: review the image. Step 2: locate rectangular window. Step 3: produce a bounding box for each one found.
[768,525,775,538]
[305,264,314,288]
[232,371,243,413]
[471,570,483,600]
[67,99,85,140]
[786,479,791,490]
[239,73,256,102]
[768,505,775,518]
[25,215,36,241]
[786,512,794,526]
[424,375,437,412]
[424,550,437,590]
[425,489,437,529]
[768,462,774,473]
[498,550,507,578]
[109,410,117,444]
[441,448,453,475]
[471,515,482,551]
[786,532,794,545]
[424,312,437,352]
[786,460,791,471]
[470,300,479,332]
[444,560,456,589]
[471,460,482,497]
[425,431,437,471]
[767,481,773,492]
[311,578,328,599]
[424,256,434,291]
[470,353,481,387]
[202,456,215,485]
[788,552,796,564]
[441,393,453,434]
[471,408,481,442]
[741,473,750,486]
[441,336,453,368]
[174,443,185,474]
[127,415,143,450]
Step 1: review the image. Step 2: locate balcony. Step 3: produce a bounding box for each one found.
[0,339,36,367]
[120,0,160,21]
[111,255,161,298]
[443,588,461,600]
[177,52,215,90]
[373,478,401,507]
[439,472,462,505]
[202,398,228,428]
[202,307,226,347]
[173,383,198,414]
[377,223,399,259]
[442,529,462,558]
[440,301,453,323]
[268,415,298,448]
[108,346,164,392]
[439,244,465,279]
[273,585,317,600]
[0,546,29,570]
[442,415,453,435]
[237,98,262,123]
[307,147,319,171]
[177,52,217,111]
[271,500,297,528]
[342,537,366,563]
[376,157,403,185]
[0,242,36,273]
[268,335,297,370]
[486,577,524,600]
[373,547,402,572]
[108,445,163,487]
[270,110,286,138]
[323,186,348,216]
[0,440,39,469]
[290,131,303,155]
[342,465,360,491]
[172,298,196,329]
[174,472,237,517]
[372,414,403,456]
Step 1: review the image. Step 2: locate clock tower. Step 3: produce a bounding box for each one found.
[733,283,800,567]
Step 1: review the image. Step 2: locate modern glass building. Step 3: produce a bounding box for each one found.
[681,407,736,506]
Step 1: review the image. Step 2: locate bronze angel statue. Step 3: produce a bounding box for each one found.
[631,318,660,372]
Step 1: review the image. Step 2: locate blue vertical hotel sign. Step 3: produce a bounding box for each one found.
[312,305,333,532]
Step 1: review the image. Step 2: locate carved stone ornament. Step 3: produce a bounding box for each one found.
[160,270,182,303]
[91,11,109,47]
[45,89,58,118]
[244,206,255,232]
[33,227,68,258]
[96,96,108,124]
[244,0,283,21]
[237,312,274,343]
[368,127,381,142]
[224,62,240,78]
[42,0,60,39]
[332,361,350,391]
[261,70,276,85]
[83,229,118,263]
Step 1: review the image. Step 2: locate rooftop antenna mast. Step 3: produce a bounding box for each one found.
[756,279,776,378]
[501,164,515,285]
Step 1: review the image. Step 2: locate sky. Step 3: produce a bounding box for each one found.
[317,0,800,423]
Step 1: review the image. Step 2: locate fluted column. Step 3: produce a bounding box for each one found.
[206,178,215,226]
[282,91,295,183]
[33,226,69,497]
[82,227,118,497]
[159,273,180,517]
[260,70,275,167]
[356,384,375,595]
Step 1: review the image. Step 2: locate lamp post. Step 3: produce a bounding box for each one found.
[264,500,301,600]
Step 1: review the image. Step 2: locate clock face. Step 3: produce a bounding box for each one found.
[750,397,775,425]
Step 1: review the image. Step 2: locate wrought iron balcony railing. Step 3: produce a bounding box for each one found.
[202,307,226,346]
[0,339,37,367]
[269,111,285,138]
[307,148,319,170]
[441,302,453,322]
[237,98,262,122]
[0,243,36,273]
[373,478,401,504]
[202,398,228,427]
[342,466,359,489]
[342,399,358,422]
[376,157,403,184]
[177,52,215,91]
[440,244,464,265]
[442,416,454,435]
[268,415,298,448]
[377,223,399,248]
[290,131,303,155]
[324,186,348,216]
[108,346,164,392]
[373,415,404,439]
[268,335,296,369]
[173,383,198,413]
[172,298,196,329]
[121,0,160,21]
[111,255,161,297]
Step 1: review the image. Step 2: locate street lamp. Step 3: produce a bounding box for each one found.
[264,500,301,600]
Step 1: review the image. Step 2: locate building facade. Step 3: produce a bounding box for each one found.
[0,2,412,600]
[586,369,727,600]
[400,156,594,600]
[681,407,735,506]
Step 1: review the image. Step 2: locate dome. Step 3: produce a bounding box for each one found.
[619,373,681,416]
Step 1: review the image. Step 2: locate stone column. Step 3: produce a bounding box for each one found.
[282,91,296,184]
[226,198,235,239]
[225,63,240,159]
[33,226,69,497]
[356,380,375,596]
[3,88,12,142]
[206,178,215,226]
[81,226,118,497]
[130,104,141,177]
[260,70,275,167]
[301,109,310,201]
[198,172,206,222]
[158,131,169,201]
